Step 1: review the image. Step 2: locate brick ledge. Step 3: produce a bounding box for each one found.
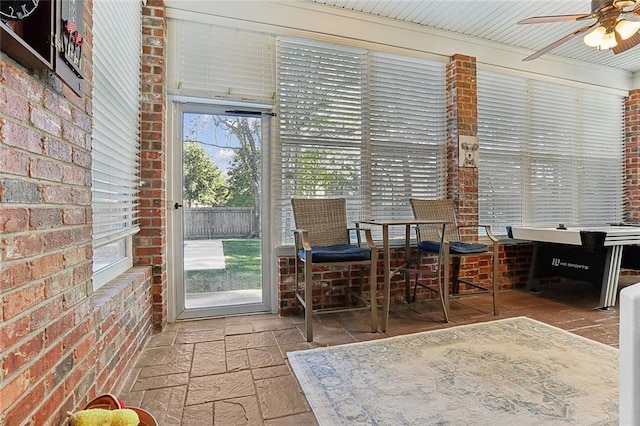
[93,266,152,307]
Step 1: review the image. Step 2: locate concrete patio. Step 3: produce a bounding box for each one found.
[183,239,262,308]
[184,240,226,271]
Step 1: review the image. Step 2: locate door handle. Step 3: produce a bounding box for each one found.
[174,202,183,209]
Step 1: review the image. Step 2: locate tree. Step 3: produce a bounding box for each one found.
[283,146,361,197]
[184,114,262,236]
[212,116,261,235]
[183,143,229,207]
[226,149,260,207]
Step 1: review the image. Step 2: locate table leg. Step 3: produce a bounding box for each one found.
[600,245,623,310]
[382,225,391,332]
[369,245,378,333]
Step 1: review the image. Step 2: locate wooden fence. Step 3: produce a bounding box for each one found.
[184,207,256,239]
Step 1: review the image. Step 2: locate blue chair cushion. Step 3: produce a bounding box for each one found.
[299,244,371,263]
[419,241,488,254]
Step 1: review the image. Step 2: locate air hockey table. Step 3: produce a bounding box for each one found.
[507,225,640,310]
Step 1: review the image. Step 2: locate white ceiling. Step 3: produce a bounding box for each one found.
[303,0,640,73]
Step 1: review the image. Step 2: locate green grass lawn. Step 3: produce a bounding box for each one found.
[186,239,262,293]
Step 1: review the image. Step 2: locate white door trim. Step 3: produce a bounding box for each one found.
[167,100,274,321]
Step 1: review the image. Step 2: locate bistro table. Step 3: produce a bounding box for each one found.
[356,219,450,332]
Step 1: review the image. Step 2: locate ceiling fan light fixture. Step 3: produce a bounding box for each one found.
[599,30,619,49]
[614,0,638,9]
[616,19,640,39]
[521,1,640,60]
[584,26,607,47]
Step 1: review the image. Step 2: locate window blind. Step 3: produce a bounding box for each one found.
[277,37,367,244]
[477,73,528,233]
[369,52,446,223]
[276,37,447,243]
[528,81,580,224]
[578,90,625,223]
[478,70,623,233]
[92,0,141,284]
[168,20,275,103]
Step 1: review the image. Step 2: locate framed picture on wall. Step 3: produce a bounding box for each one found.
[0,0,84,96]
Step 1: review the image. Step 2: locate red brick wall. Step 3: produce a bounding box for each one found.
[137,0,168,331]
[278,243,531,316]
[625,89,640,223]
[278,249,421,315]
[0,2,155,424]
[446,54,478,207]
[445,54,503,289]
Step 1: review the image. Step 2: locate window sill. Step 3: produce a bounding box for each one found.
[92,266,152,308]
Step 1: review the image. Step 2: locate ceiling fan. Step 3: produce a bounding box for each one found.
[519,0,640,61]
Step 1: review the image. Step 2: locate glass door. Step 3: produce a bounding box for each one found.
[173,103,272,319]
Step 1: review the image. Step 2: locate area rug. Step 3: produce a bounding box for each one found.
[288,317,618,425]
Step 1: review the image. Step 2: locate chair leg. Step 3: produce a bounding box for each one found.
[304,260,313,342]
[413,253,448,322]
[437,248,449,323]
[444,249,451,316]
[492,242,499,316]
[294,257,300,309]
[369,251,378,333]
[412,253,425,303]
[438,271,449,323]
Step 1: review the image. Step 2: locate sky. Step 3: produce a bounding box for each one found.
[183,112,240,178]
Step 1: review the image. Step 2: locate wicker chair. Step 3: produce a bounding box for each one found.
[291,198,378,342]
[410,198,499,319]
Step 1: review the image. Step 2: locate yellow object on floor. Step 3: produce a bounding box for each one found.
[68,408,139,426]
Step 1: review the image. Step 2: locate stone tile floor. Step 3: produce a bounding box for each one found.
[117,282,623,425]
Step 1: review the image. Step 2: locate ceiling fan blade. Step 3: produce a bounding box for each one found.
[628,3,640,19]
[518,14,592,24]
[613,31,640,54]
[523,23,596,61]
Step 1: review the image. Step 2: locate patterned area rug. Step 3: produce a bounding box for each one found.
[289,317,618,425]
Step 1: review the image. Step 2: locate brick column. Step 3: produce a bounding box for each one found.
[625,89,640,224]
[138,0,168,330]
[445,54,478,228]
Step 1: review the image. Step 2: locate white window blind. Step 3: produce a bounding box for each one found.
[168,20,275,103]
[529,81,579,224]
[477,73,528,231]
[578,90,625,222]
[478,70,623,234]
[92,0,141,287]
[277,37,446,243]
[277,38,367,243]
[369,52,446,222]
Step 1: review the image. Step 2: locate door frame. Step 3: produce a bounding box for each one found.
[167,97,275,321]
